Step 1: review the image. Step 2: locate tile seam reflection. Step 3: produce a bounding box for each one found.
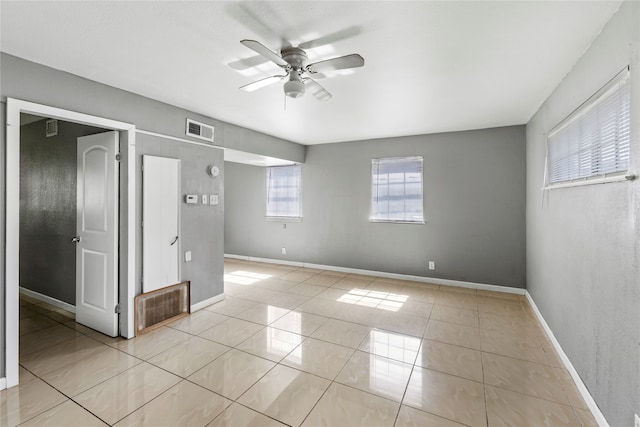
[186,353,280,405]
[403,366,480,427]
[484,383,575,409]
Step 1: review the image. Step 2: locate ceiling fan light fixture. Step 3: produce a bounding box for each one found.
[284,79,306,98]
[238,39,364,101]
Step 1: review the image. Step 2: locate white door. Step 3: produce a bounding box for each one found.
[75,131,119,337]
[142,155,180,293]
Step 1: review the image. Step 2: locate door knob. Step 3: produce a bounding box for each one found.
[71,236,81,243]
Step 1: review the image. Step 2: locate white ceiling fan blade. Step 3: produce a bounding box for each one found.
[240,40,288,68]
[240,75,286,92]
[305,79,332,101]
[307,54,364,74]
[298,26,362,50]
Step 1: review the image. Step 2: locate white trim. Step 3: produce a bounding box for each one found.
[191,293,226,312]
[136,129,223,150]
[126,131,136,339]
[8,99,135,129]
[0,378,6,391]
[265,216,303,222]
[224,254,525,295]
[6,99,21,388]
[369,219,426,225]
[5,98,137,387]
[544,173,630,190]
[226,254,303,267]
[19,288,76,313]
[525,291,609,427]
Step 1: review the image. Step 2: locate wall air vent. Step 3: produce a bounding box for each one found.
[45,119,58,137]
[185,119,214,143]
[135,281,190,335]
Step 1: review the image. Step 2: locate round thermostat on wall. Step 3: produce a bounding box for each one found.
[208,165,220,177]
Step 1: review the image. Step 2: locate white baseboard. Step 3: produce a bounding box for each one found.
[224,254,525,295]
[227,254,304,268]
[19,287,76,313]
[191,293,226,312]
[525,291,609,427]
[0,377,6,391]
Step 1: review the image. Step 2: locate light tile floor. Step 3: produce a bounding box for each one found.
[2,259,597,426]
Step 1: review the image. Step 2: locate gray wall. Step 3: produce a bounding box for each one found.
[226,125,526,288]
[135,133,224,303]
[19,119,107,304]
[0,53,304,163]
[1,53,300,378]
[526,2,640,425]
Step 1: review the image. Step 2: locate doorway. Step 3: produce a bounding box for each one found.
[5,98,137,388]
[19,118,119,336]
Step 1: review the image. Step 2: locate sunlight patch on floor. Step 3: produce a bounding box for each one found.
[223,270,272,285]
[337,288,408,311]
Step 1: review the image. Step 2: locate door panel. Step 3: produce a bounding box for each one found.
[81,249,107,309]
[76,131,119,337]
[82,148,108,232]
[142,155,180,293]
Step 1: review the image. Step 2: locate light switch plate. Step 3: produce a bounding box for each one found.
[210,194,219,205]
[185,251,192,262]
[202,194,208,204]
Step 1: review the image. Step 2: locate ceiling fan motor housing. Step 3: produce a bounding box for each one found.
[281,46,308,69]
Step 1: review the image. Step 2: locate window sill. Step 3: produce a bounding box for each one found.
[265,216,302,222]
[369,219,425,225]
[545,173,634,190]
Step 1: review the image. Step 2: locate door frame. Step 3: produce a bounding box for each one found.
[5,98,137,388]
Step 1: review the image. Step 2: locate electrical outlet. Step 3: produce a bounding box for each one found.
[428,261,435,270]
[634,414,640,427]
[281,248,287,255]
[202,194,208,204]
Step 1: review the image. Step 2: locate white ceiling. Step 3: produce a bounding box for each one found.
[0,1,621,146]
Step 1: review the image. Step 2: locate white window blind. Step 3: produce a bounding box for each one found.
[370,156,424,223]
[547,68,631,185]
[266,164,301,218]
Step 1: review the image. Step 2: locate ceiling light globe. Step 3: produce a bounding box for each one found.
[284,80,305,98]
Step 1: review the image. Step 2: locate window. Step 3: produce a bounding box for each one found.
[370,156,424,223]
[266,164,301,218]
[547,68,630,185]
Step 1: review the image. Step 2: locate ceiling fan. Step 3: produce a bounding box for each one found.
[237,39,365,101]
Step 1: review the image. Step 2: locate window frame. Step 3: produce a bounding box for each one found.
[545,66,631,189]
[265,164,302,221]
[369,155,425,224]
